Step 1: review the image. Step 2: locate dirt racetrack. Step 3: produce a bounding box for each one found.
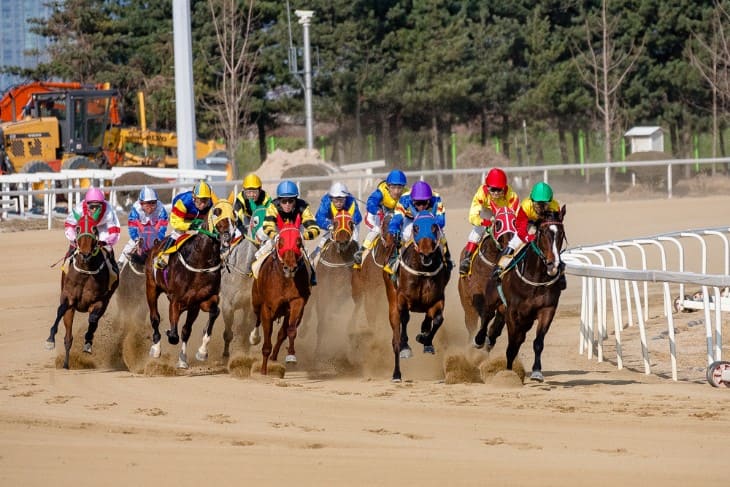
[1,190,729,486]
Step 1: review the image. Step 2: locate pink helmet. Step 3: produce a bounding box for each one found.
[84,187,105,203]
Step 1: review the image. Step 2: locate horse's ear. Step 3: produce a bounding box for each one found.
[431,223,439,235]
[75,225,81,235]
[413,223,419,235]
[560,204,566,219]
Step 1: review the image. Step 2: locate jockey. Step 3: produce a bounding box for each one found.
[384,180,453,274]
[492,181,561,280]
[64,187,121,284]
[459,168,520,276]
[118,186,168,267]
[352,169,407,269]
[255,180,321,285]
[154,180,215,269]
[233,172,272,240]
[311,181,362,260]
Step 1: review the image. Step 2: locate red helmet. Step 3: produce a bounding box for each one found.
[485,168,507,190]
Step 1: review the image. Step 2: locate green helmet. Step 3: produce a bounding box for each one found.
[530,182,553,203]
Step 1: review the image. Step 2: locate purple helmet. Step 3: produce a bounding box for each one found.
[410,181,432,201]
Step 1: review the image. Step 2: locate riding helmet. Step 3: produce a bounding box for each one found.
[276,180,299,198]
[530,181,553,203]
[328,182,349,198]
[84,187,105,203]
[139,186,158,202]
[410,181,433,201]
[485,168,507,190]
[193,180,213,199]
[385,170,407,186]
[242,173,262,190]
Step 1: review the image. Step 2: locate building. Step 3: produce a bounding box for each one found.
[0,1,50,92]
[624,126,665,153]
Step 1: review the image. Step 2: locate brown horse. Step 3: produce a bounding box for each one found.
[382,212,451,382]
[458,206,516,347]
[482,206,567,382]
[351,213,392,326]
[46,214,118,369]
[313,210,357,355]
[250,217,311,374]
[145,201,234,368]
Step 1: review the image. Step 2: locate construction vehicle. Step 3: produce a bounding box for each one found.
[0,81,231,178]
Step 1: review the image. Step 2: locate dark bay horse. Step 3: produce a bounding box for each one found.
[313,210,358,355]
[482,206,567,382]
[46,214,118,369]
[145,200,234,368]
[458,206,516,347]
[382,212,451,382]
[351,213,392,326]
[250,217,311,374]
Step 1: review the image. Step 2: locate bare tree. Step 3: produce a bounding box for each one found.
[688,1,730,161]
[205,0,258,176]
[573,0,644,165]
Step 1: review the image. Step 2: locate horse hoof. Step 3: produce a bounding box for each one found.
[166,330,179,345]
[391,377,402,383]
[471,337,485,349]
[177,359,189,369]
[415,333,426,345]
[399,348,412,359]
[423,345,435,354]
[83,342,92,354]
[44,340,55,351]
[285,354,297,364]
[195,351,208,362]
[149,343,161,358]
[530,371,544,382]
[249,329,261,346]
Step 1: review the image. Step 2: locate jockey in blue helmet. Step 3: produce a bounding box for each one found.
[353,169,408,269]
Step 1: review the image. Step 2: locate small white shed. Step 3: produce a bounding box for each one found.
[624,126,664,153]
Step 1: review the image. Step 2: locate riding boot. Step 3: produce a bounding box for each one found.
[383,252,397,275]
[352,244,366,269]
[492,247,515,281]
[154,236,173,269]
[459,242,478,276]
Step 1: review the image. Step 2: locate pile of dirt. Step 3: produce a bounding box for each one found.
[253,148,340,195]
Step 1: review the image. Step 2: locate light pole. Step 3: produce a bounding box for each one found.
[295,10,314,151]
[172,0,196,170]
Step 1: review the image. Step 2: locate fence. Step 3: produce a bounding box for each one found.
[563,226,730,381]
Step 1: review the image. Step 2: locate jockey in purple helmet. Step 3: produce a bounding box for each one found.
[384,180,453,274]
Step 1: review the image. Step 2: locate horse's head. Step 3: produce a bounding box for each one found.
[74,214,100,263]
[208,200,236,252]
[331,210,354,251]
[276,223,304,278]
[533,206,567,277]
[411,212,440,266]
[491,206,517,249]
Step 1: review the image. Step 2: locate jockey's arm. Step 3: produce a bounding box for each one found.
[468,186,491,227]
[127,207,141,241]
[301,207,321,240]
[366,189,384,215]
[156,206,169,240]
[314,197,332,230]
[262,205,280,240]
[350,199,363,225]
[98,205,121,247]
[63,203,82,242]
[433,196,446,229]
[514,206,532,242]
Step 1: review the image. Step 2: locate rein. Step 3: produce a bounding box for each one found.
[177,251,221,273]
[71,250,105,275]
[397,242,444,277]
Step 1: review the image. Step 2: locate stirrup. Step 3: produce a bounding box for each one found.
[154,255,168,270]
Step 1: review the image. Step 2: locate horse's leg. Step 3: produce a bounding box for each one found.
[260,308,274,375]
[221,297,235,358]
[176,305,200,369]
[284,299,305,364]
[196,299,220,362]
[46,298,69,350]
[398,305,411,358]
[387,303,402,382]
[83,300,109,353]
[530,307,557,382]
[485,309,506,351]
[271,316,288,362]
[147,281,163,358]
[166,300,182,345]
[62,308,75,369]
[418,301,444,354]
[458,280,480,345]
[505,313,528,373]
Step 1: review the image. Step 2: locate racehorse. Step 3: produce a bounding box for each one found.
[220,235,258,358]
[313,210,357,355]
[351,213,392,327]
[46,214,118,369]
[382,212,451,382]
[458,206,516,347]
[481,206,567,382]
[145,200,234,368]
[250,216,311,374]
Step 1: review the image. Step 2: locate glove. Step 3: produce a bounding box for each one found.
[303,230,316,240]
[189,219,204,230]
[327,224,334,232]
[481,218,493,228]
[525,233,536,243]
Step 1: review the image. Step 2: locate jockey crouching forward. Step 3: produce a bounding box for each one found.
[254,180,320,286]
[384,180,453,275]
[64,187,121,287]
[154,180,215,269]
[311,181,362,261]
[352,169,407,269]
[118,186,168,268]
[492,181,562,283]
[233,172,272,240]
[459,168,520,276]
